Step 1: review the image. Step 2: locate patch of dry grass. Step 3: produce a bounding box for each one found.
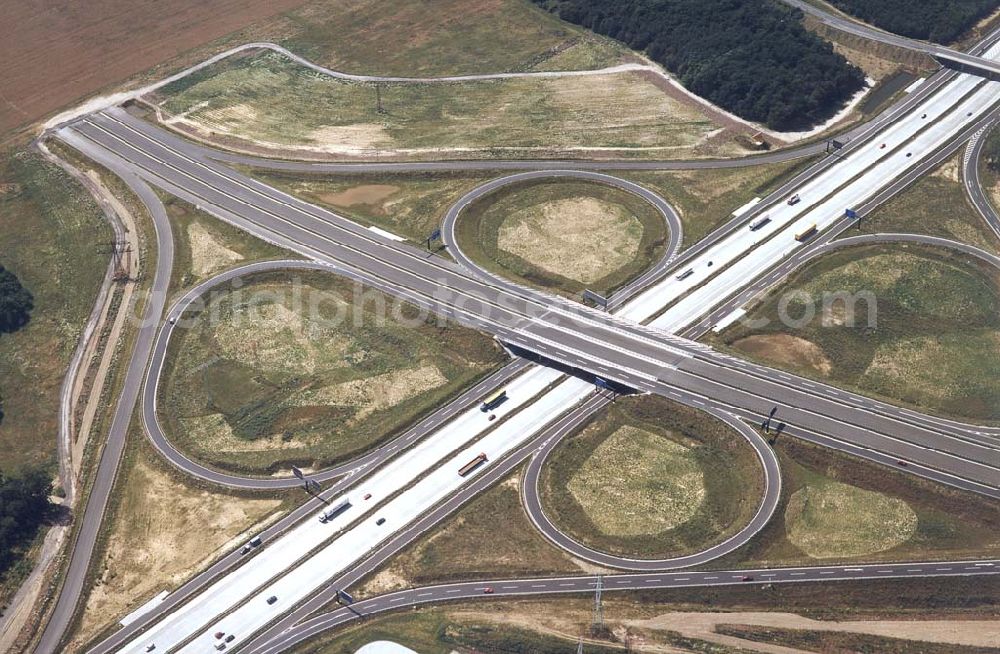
[784,478,917,559]
[71,451,282,647]
[567,425,705,536]
[496,196,643,284]
[457,179,669,297]
[156,51,733,160]
[186,221,243,276]
[161,271,504,473]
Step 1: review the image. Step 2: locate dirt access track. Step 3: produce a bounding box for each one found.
[0,0,308,137]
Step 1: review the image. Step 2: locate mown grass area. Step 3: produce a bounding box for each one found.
[0,149,111,472]
[726,437,1000,567]
[715,624,1000,654]
[154,49,730,160]
[249,170,497,246]
[849,153,1000,253]
[619,157,814,248]
[68,423,293,650]
[540,395,763,559]
[455,179,669,297]
[160,270,505,474]
[274,0,630,77]
[711,244,1000,422]
[359,467,582,597]
[164,193,297,294]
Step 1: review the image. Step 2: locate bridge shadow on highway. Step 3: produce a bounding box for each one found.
[503,342,638,397]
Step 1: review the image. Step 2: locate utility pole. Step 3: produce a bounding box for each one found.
[590,574,604,636]
[103,240,132,283]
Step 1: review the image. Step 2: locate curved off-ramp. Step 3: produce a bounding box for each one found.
[143,259,534,489]
[440,169,684,307]
[521,406,781,571]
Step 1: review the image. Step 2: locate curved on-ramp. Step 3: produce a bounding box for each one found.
[521,406,781,570]
[440,169,684,308]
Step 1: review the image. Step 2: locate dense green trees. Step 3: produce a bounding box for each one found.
[0,265,32,334]
[830,0,999,44]
[0,467,53,576]
[533,0,866,131]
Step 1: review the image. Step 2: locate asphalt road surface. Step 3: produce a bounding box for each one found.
[32,20,1000,654]
[34,154,175,654]
[780,0,1000,79]
[247,559,1000,654]
[63,110,1000,489]
[963,116,1000,240]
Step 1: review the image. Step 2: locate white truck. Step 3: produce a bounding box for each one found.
[319,498,351,523]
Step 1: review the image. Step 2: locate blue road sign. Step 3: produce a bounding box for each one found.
[429,229,442,241]
[845,208,858,219]
[595,376,611,390]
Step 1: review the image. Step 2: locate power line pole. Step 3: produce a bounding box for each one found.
[591,574,604,636]
[375,84,385,114]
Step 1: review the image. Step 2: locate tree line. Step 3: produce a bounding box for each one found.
[830,0,999,44]
[532,0,866,131]
[0,264,32,334]
[0,467,53,579]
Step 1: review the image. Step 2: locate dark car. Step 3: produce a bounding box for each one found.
[225,635,235,643]
[376,517,386,526]
[267,595,278,605]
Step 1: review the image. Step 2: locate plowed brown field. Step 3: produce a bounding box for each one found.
[0,0,307,136]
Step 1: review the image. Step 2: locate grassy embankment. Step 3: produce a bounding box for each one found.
[163,193,298,294]
[730,437,1000,567]
[150,49,736,161]
[849,153,1000,253]
[710,243,1000,422]
[67,426,295,650]
[159,270,506,475]
[299,578,1000,654]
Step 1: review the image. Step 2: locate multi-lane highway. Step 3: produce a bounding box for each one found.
[248,559,1000,654]
[59,110,1000,493]
[47,82,1000,651]
[30,16,1000,654]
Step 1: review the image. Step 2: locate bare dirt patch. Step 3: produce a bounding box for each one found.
[307,124,393,153]
[785,478,917,559]
[567,426,705,537]
[497,196,642,284]
[72,457,281,646]
[319,184,400,208]
[631,611,1000,651]
[732,334,832,376]
[187,221,244,276]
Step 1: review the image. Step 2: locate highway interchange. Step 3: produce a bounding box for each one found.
[26,6,1000,654]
